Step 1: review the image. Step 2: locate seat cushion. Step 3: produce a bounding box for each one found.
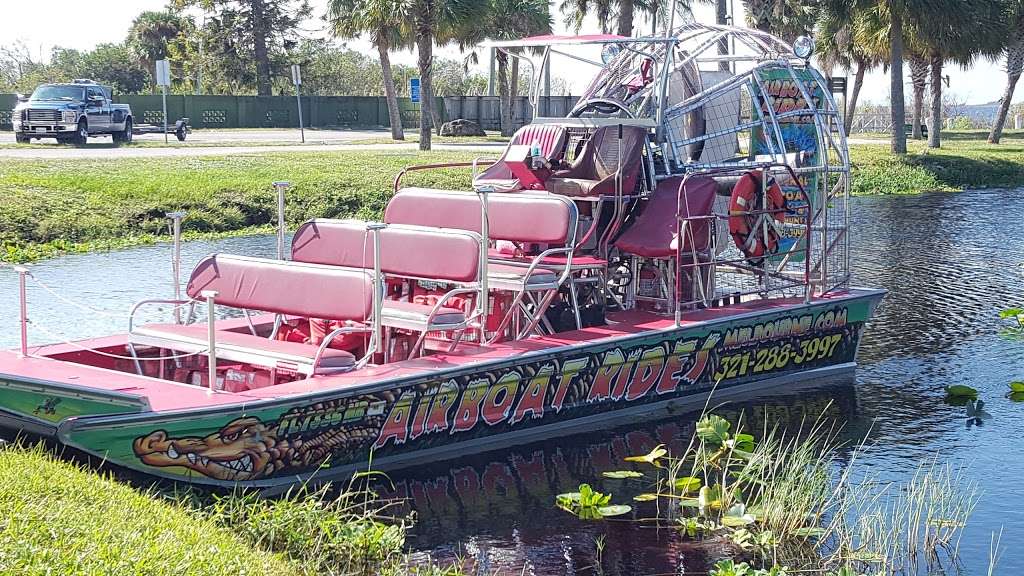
[380,300,466,327]
[487,263,559,289]
[547,177,601,197]
[133,323,355,374]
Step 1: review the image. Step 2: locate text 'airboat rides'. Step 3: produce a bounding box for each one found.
[1,24,883,490]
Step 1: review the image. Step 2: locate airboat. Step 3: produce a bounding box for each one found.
[0,23,883,490]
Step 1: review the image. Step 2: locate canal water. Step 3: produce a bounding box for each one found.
[1,188,1023,574]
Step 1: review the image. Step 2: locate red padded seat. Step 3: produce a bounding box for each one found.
[291,219,482,284]
[474,124,568,191]
[547,125,647,198]
[133,323,355,374]
[615,176,718,258]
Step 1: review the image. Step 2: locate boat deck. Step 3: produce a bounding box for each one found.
[0,294,832,413]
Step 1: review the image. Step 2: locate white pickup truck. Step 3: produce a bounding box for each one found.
[12,79,133,145]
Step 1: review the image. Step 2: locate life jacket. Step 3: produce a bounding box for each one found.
[728,170,787,265]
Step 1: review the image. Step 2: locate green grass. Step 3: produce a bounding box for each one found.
[0,444,467,575]
[849,130,1024,195]
[0,444,300,576]
[2,130,1023,263]
[0,149,483,263]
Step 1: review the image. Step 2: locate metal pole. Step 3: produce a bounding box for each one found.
[203,290,219,393]
[366,223,387,360]
[295,84,305,143]
[487,48,496,96]
[16,266,29,357]
[476,189,490,343]
[273,181,291,260]
[167,211,187,324]
[162,84,168,145]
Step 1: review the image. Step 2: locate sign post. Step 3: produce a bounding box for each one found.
[292,64,304,143]
[155,59,171,144]
[409,78,420,103]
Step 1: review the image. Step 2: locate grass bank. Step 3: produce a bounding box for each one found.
[0,443,459,576]
[0,149,483,263]
[850,130,1024,195]
[2,131,1023,263]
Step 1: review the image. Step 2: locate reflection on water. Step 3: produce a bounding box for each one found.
[2,189,1024,573]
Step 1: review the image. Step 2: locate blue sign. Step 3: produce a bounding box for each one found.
[410,78,420,103]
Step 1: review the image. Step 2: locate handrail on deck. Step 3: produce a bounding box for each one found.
[392,160,497,194]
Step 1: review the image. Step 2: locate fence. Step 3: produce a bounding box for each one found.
[442,96,580,131]
[1,93,582,132]
[0,93,445,131]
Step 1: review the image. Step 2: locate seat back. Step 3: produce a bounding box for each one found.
[475,124,568,183]
[291,219,482,284]
[614,176,717,258]
[549,125,646,197]
[186,254,373,321]
[385,188,577,246]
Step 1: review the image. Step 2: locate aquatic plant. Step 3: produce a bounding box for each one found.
[943,384,978,405]
[582,410,979,576]
[555,483,632,520]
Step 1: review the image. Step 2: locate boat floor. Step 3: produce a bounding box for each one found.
[0,294,845,414]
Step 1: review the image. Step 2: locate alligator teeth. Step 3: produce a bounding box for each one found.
[187,453,196,464]
[201,456,209,467]
[167,445,178,459]
[241,455,252,472]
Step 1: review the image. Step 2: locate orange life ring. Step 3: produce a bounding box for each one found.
[728,170,787,264]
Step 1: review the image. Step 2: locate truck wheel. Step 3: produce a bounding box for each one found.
[72,120,88,146]
[113,118,133,144]
[15,134,30,144]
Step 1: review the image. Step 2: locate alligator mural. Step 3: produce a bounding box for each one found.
[131,400,387,481]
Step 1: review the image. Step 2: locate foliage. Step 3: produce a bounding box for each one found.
[172,0,313,96]
[555,483,632,519]
[598,410,979,575]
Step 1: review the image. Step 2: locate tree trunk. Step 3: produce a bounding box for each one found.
[989,41,1024,144]
[928,52,942,148]
[415,6,434,151]
[498,52,511,137]
[252,0,272,96]
[377,41,404,141]
[617,0,634,37]
[989,73,1021,144]
[909,55,927,140]
[716,0,730,72]
[889,6,907,154]
[844,58,866,135]
[510,57,520,131]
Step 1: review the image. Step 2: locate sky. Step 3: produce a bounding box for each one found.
[0,0,1013,106]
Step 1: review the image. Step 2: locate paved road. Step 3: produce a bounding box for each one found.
[0,128,505,159]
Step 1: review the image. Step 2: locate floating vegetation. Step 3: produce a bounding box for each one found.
[944,384,979,405]
[557,410,980,575]
[999,308,1024,339]
[555,483,632,520]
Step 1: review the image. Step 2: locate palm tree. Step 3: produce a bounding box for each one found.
[328,0,409,141]
[127,11,191,85]
[989,0,1024,144]
[816,0,884,134]
[914,0,1005,148]
[907,54,928,139]
[742,0,817,40]
[560,0,692,37]
[410,0,484,150]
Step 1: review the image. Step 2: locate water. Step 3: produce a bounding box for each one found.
[2,188,1024,574]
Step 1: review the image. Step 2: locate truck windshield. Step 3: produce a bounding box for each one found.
[30,86,84,101]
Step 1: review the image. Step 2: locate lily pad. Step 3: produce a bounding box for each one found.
[721,503,756,527]
[602,470,644,479]
[597,504,632,517]
[999,307,1024,319]
[945,384,978,399]
[624,444,668,467]
[696,415,731,446]
[1009,381,1024,393]
[633,493,659,502]
[673,476,702,493]
[1009,391,1024,403]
